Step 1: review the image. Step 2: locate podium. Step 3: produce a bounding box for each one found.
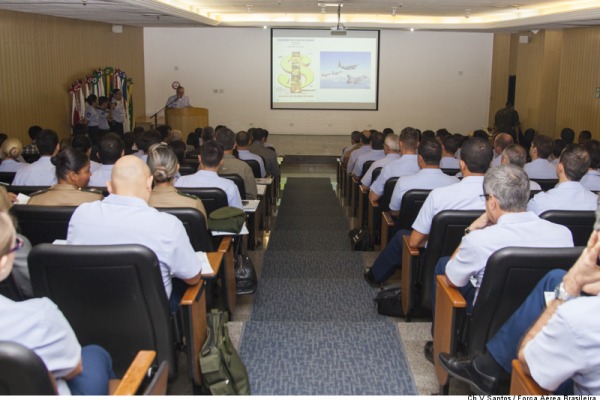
[165,107,208,133]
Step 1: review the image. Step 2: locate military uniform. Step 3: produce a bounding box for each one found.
[249,142,280,177]
[28,184,103,206]
[149,185,207,219]
[219,154,258,200]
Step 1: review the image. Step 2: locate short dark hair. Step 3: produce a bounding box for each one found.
[236,131,251,147]
[532,135,554,159]
[552,139,566,158]
[168,140,187,164]
[141,130,161,153]
[370,131,385,150]
[442,135,459,154]
[36,129,59,155]
[98,133,124,165]
[472,130,489,140]
[493,133,514,152]
[350,130,361,143]
[71,134,92,153]
[421,130,435,139]
[200,140,224,168]
[584,140,600,169]
[157,125,171,141]
[28,125,42,141]
[201,126,215,142]
[461,137,493,174]
[418,138,442,165]
[560,128,575,144]
[382,128,394,136]
[86,94,97,105]
[502,144,527,167]
[399,127,419,151]
[51,147,89,181]
[560,144,590,182]
[252,128,266,142]
[187,131,200,149]
[360,130,371,145]
[216,128,236,151]
[579,130,592,144]
[122,132,135,151]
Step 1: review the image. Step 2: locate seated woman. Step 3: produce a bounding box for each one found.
[0,138,27,172]
[0,212,115,394]
[28,148,103,206]
[147,143,207,219]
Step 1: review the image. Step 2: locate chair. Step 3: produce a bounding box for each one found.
[177,187,228,216]
[510,359,549,395]
[441,168,460,176]
[352,160,374,219]
[530,178,558,191]
[540,209,595,247]
[380,189,430,249]
[433,246,582,394]
[0,172,15,185]
[179,165,197,176]
[0,273,25,301]
[10,205,76,246]
[242,159,261,178]
[220,173,246,201]
[158,207,214,252]
[28,243,213,393]
[0,341,168,395]
[401,209,482,321]
[367,177,399,248]
[7,185,50,196]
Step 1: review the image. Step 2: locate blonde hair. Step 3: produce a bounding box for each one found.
[147,143,178,183]
[1,138,23,159]
[0,212,15,257]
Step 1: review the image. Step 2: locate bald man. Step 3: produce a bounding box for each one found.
[67,155,202,311]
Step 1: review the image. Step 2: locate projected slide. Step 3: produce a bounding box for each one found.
[271,29,379,110]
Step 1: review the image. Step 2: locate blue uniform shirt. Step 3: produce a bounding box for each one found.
[13,156,57,186]
[347,145,371,175]
[389,168,459,212]
[580,170,600,191]
[527,181,598,215]
[175,170,243,209]
[360,153,400,187]
[523,158,558,179]
[237,150,266,177]
[370,154,420,196]
[88,164,113,187]
[352,149,385,177]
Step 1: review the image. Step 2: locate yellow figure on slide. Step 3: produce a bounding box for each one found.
[278,54,314,90]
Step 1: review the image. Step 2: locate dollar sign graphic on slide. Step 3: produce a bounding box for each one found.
[278,52,314,92]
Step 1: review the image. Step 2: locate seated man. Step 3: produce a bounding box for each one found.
[236,130,266,178]
[490,133,514,168]
[523,134,558,179]
[13,129,59,186]
[500,144,542,190]
[527,144,598,215]
[342,130,361,159]
[360,133,400,189]
[249,128,280,177]
[175,140,243,209]
[364,136,492,286]
[347,130,372,175]
[439,135,460,169]
[389,137,459,214]
[351,131,385,178]
[88,133,125,187]
[216,127,258,200]
[580,139,600,191]
[438,229,600,395]
[67,155,202,311]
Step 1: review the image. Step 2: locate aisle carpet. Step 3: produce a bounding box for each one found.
[238,178,417,395]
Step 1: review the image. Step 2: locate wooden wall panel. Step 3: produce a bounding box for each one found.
[0,10,145,142]
[515,31,546,134]
[556,27,600,137]
[488,34,511,127]
[537,30,562,136]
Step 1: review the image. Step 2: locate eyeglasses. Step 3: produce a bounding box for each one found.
[8,237,24,254]
[480,193,492,201]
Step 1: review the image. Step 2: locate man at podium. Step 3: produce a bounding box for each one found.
[166,86,191,109]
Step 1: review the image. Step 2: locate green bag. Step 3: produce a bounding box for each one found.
[208,207,245,233]
[199,309,251,395]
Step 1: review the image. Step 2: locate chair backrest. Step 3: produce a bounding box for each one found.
[29,244,175,377]
[7,186,50,196]
[467,246,582,354]
[371,167,382,184]
[242,159,261,178]
[529,190,540,199]
[220,173,246,200]
[143,361,169,395]
[441,168,460,176]
[177,187,228,216]
[378,177,399,212]
[395,189,431,231]
[540,210,595,247]
[179,165,197,176]
[0,172,15,185]
[0,273,25,301]
[360,160,374,179]
[0,341,56,395]
[158,207,213,252]
[10,205,76,246]
[419,209,483,311]
[531,178,558,191]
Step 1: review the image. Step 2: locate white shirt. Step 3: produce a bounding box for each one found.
[166,95,191,108]
[490,154,502,168]
[88,164,113,187]
[412,175,486,235]
[352,149,385,177]
[370,154,420,196]
[523,158,558,179]
[175,169,243,209]
[110,99,124,123]
[0,296,81,395]
[0,158,27,172]
[361,153,400,187]
[527,181,598,215]
[580,170,600,192]
[12,156,57,186]
[389,169,459,212]
[237,150,266,178]
[446,211,573,301]
[90,160,101,174]
[440,156,460,169]
[67,195,201,298]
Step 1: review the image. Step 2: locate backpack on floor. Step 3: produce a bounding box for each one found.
[348,228,371,251]
[374,286,404,317]
[199,309,251,395]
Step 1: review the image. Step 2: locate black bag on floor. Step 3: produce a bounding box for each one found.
[374,286,404,317]
[348,228,371,251]
[234,238,257,295]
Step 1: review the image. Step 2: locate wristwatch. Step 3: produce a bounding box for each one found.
[554,282,577,302]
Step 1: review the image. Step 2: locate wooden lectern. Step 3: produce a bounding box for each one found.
[165,107,209,133]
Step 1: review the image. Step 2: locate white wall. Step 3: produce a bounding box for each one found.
[144,28,493,136]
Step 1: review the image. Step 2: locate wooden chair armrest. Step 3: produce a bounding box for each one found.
[218,235,233,252]
[112,350,156,395]
[369,198,379,208]
[352,175,360,183]
[434,275,467,388]
[382,211,395,227]
[510,360,549,395]
[200,252,224,279]
[401,235,420,318]
[380,211,395,249]
[359,185,369,194]
[210,235,237,313]
[180,270,208,388]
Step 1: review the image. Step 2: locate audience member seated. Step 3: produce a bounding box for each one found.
[262,129,279,156]
[347,130,372,175]
[578,130,592,145]
[580,139,600,191]
[352,131,385,178]
[342,130,361,159]
[0,138,26,172]
[186,129,201,152]
[236,130,266,178]
[360,133,400,188]
[13,129,59,186]
[88,133,125,188]
[0,212,115,394]
[71,134,101,172]
[28,148,102,206]
[22,125,42,157]
[364,137,492,286]
[438,229,600,395]
[135,130,161,163]
[147,143,207,219]
[528,144,598,215]
[175,140,243,209]
[369,127,421,202]
[501,144,542,190]
[249,128,280,177]
[216,127,257,200]
[67,155,202,312]
[523,135,557,179]
[490,133,514,167]
[389,138,459,214]
[560,127,575,144]
[440,135,460,169]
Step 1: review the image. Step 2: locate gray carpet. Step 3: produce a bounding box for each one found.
[238,178,417,395]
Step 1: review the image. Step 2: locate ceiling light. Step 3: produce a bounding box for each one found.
[410,27,414,32]
[263,25,268,29]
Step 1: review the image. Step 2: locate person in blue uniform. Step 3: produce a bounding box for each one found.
[165,86,191,108]
[13,129,59,186]
[109,89,125,135]
[361,133,400,188]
